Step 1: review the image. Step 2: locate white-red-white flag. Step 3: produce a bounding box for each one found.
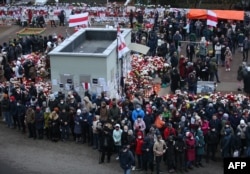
[68,12,89,28]
[117,27,130,59]
[207,10,218,27]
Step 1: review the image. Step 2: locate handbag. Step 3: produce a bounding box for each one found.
[233,150,239,157]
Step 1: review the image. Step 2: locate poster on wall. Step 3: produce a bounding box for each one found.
[197,81,215,94]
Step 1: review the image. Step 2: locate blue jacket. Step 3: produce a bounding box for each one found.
[132,109,145,121]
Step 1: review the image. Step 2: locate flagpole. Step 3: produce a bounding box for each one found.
[116,26,120,96]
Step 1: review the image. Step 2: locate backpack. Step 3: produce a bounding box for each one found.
[18,65,24,75]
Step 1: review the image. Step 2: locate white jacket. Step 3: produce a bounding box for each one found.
[214,44,222,55]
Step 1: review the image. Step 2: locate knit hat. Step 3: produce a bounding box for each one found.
[240,120,245,125]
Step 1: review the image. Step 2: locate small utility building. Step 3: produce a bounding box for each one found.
[49,28,131,98]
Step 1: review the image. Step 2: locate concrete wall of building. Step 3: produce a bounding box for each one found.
[50,55,107,94]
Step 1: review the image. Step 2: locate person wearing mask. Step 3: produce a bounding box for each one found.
[135,131,144,170]
[133,115,146,134]
[237,120,247,154]
[243,37,249,62]
[119,145,135,174]
[221,129,233,158]
[74,109,83,143]
[165,135,176,173]
[153,134,166,174]
[132,105,145,122]
[113,123,123,160]
[81,108,89,144]
[214,42,222,65]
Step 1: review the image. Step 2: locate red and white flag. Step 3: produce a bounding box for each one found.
[207,10,218,27]
[117,27,130,59]
[69,12,89,28]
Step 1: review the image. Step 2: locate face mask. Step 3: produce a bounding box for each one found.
[241,125,245,127]
[136,108,140,111]
[124,129,128,132]
[17,103,20,106]
[61,101,64,104]
[138,118,141,121]
[211,129,215,132]
[124,117,128,121]
[138,136,142,139]
[225,125,229,128]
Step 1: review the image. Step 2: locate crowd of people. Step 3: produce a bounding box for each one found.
[1,4,250,174]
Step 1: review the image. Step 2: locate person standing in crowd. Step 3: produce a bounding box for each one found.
[58,10,65,26]
[237,62,247,91]
[165,135,176,173]
[153,134,166,174]
[170,67,180,93]
[109,100,121,123]
[175,134,187,172]
[50,109,60,142]
[37,13,45,28]
[113,123,123,160]
[195,128,205,167]
[49,9,57,27]
[142,136,154,174]
[132,105,145,122]
[44,107,51,139]
[74,109,83,143]
[25,106,36,139]
[214,42,222,65]
[35,106,44,139]
[135,131,144,170]
[224,47,232,71]
[133,115,146,134]
[243,37,249,62]
[119,145,135,174]
[221,129,233,158]
[185,132,196,170]
[237,120,247,155]
[16,100,26,133]
[59,108,70,141]
[99,126,113,164]
[2,94,11,128]
[9,96,17,129]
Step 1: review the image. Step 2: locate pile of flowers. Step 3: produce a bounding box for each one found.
[125,54,168,93]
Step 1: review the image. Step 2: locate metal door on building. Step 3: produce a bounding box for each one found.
[60,74,74,91]
[79,74,91,92]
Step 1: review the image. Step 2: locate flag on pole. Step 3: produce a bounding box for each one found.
[68,12,89,28]
[117,27,130,59]
[207,10,218,27]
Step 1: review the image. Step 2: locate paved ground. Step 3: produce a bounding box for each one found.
[0,122,224,174]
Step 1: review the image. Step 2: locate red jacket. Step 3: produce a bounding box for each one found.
[163,127,176,140]
[135,138,144,155]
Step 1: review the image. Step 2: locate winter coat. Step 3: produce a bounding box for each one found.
[35,111,44,129]
[0,65,5,82]
[175,137,186,153]
[26,108,35,124]
[245,125,250,147]
[243,70,250,94]
[59,112,70,126]
[201,120,209,135]
[154,116,165,129]
[99,131,113,151]
[119,149,135,170]
[163,127,176,140]
[135,138,144,155]
[237,124,247,139]
[132,109,145,121]
[166,140,175,161]
[1,98,10,112]
[133,119,146,132]
[178,57,186,78]
[9,101,17,116]
[113,129,123,146]
[109,106,121,121]
[74,114,83,134]
[195,130,205,155]
[17,104,25,118]
[142,137,154,161]
[185,137,196,161]
[121,131,129,146]
[229,115,241,131]
[221,133,232,158]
